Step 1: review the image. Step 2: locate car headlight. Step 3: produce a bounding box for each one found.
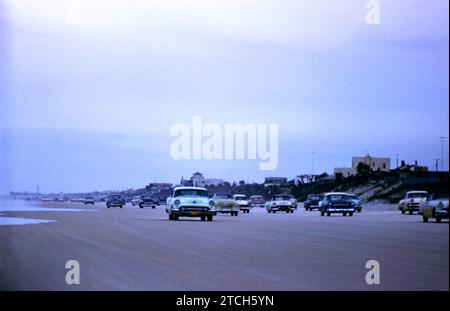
[174,199,180,207]
[209,200,214,206]
[328,202,332,206]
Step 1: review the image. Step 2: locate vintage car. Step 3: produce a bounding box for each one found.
[139,195,157,208]
[106,194,125,208]
[347,194,363,213]
[84,196,95,205]
[212,193,239,216]
[319,192,356,217]
[420,191,449,223]
[265,194,296,213]
[249,195,265,208]
[304,194,324,211]
[166,187,215,221]
[131,196,142,206]
[233,194,251,213]
[398,191,428,215]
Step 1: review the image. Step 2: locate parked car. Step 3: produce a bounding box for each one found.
[249,195,265,208]
[139,195,157,208]
[347,194,363,212]
[166,187,215,221]
[304,194,324,211]
[212,193,239,216]
[420,191,449,223]
[84,196,95,205]
[131,196,142,206]
[233,194,251,213]
[319,192,356,217]
[265,194,296,213]
[399,191,428,215]
[106,194,125,208]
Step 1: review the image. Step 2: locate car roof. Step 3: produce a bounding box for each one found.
[173,186,207,191]
[406,191,428,194]
[325,192,349,195]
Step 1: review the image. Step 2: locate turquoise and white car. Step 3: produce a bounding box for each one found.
[166,187,215,221]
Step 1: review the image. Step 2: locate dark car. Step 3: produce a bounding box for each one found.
[319,192,356,217]
[304,194,324,211]
[84,196,95,205]
[140,195,157,208]
[106,194,125,208]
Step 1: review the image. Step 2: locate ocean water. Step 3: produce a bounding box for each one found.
[0,199,95,226]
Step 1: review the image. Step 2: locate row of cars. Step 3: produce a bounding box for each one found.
[303,192,363,216]
[164,187,301,221]
[398,190,449,223]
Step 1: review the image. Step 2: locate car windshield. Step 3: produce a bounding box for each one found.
[142,196,152,200]
[133,196,140,199]
[274,196,291,201]
[215,194,232,199]
[406,193,427,199]
[235,196,246,199]
[328,194,350,200]
[309,195,321,200]
[85,197,93,200]
[174,189,208,197]
[109,195,120,199]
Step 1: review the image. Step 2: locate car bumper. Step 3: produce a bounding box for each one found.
[268,206,293,211]
[216,208,239,213]
[171,210,215,217]
[325,207,355,212]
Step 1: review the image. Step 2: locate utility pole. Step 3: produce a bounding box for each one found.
[439,137,446,171]
[435,159,440,172]
[396,154,399,169]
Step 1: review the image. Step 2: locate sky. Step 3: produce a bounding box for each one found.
[0,0,449,193]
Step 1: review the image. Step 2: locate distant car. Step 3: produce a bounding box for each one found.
[70,198,77,203]
[420,191,449,223]
[166,187,215,221]
[399,191,428,215]
[84,196,95,205]
[304,194,324,211]
[131,195,142,206]
[139,195,157,208]
[347,194,363,213]
[265,194,295,213]
[249,195,265,208]
[283,194,298,209]
[106,194,125,208]
[319,192,356,217]
[212,193,239,216]
[233,194,251,213]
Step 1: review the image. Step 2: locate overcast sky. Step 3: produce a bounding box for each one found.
[0,0,449,193]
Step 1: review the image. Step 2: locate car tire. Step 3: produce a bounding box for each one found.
[173,214,179,221]
[107,205,110,208]
[408,210,413,215]
[327,212,331,217]
[343,213,347,216]
[139,205,143,209]
[207,215,213,221]
[357,209,361,213]
[401,210,405,214]
[152,206,156,209]
[423,216,428,223]
[169,214,173,220]
[201,216,206,221]
[120,205,123,208]
[436,217,442,223]
[320,211,324,216]
[349,212,353,217]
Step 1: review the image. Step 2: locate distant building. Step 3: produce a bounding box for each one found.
[395,160,428,172]
[334,154,391,178]
[264,177,288,187]
[181,172,224,187]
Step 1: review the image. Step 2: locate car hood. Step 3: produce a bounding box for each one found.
[175,197,210,206]
[271,200,291,205]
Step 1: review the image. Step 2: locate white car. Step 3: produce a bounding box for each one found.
[266,195,296,213]
[131,196,143,206]
[233,194,251,213]
[166,187,215,221]
[399,191,428,215]
[420,191,449,223]
[212,193,239,216]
